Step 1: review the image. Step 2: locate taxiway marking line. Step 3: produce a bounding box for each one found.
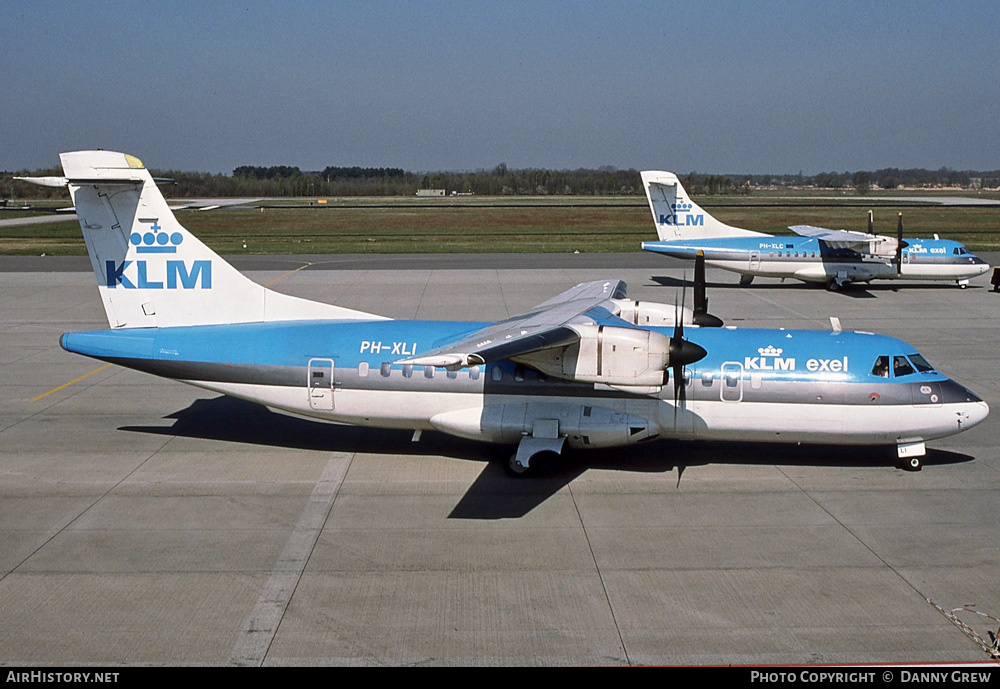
[31,364,112,401]
[264,263,312,287]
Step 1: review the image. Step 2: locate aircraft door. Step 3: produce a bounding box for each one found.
[308,358,335,411]
[720,362,744,402]
[749,251,761,270]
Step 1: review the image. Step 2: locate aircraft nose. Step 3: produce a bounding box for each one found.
[968,400,990,427]
[962,385,985,404]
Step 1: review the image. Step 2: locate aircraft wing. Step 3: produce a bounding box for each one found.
[397,279,628,368]
[789,224,876,250]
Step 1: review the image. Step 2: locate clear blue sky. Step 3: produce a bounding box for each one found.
[3,0,998,175]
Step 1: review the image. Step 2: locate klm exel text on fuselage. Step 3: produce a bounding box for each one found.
[105,259,212,289]
[742,346,849,373]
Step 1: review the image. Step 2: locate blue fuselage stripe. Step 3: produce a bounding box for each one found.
[60,320,949,387]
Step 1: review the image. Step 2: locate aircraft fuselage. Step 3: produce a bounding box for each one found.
[642,236,989,285]
[61,320,988,452]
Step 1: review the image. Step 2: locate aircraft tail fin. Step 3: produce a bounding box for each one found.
[35,151,383,329]
[641,171,764,240]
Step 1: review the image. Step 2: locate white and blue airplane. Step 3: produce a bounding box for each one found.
[640,171,990,289]
[24,151,989,474]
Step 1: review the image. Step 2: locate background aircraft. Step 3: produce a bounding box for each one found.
[23,151,989,474]
[640,171,989,290]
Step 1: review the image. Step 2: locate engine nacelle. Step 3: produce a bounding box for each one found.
[610,298,689,327]
[869,235,903,259]
[515,324,670,388]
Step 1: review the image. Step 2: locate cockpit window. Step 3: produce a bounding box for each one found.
[893,356,915,377]
[954,247,969,255]
[871,356,889,377]
[907,353,934,373]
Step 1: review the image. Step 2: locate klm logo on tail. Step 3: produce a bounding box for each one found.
[107,223,212,289]
[658,202,704,226]
[106,260,212,289]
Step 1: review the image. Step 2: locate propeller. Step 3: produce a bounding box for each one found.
[869,209,908,276]
[692,251,724,327]
[670,281,707,426]
[895,212,904,276]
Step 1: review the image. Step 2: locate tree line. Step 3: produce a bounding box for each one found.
[4,163,999,200]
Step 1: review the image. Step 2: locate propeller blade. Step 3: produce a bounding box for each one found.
[670,278,708,427]
[896,212,903,276]
[692,251,724,327]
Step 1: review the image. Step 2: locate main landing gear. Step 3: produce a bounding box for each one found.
[504,435,567,477]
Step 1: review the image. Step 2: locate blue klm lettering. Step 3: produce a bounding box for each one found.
[659,214,705,226]
[106,260,212,289]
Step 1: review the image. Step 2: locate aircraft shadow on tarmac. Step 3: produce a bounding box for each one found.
[120,395,974,520]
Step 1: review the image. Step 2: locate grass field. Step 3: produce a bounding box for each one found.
[2,194,999,255]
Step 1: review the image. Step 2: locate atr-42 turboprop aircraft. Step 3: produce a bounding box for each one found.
[640,170,989,290]
[25,151,988,474]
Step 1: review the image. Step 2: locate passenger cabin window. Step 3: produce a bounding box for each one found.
[380,362,391,377]
[424,366,434,378]
[402,364,413,379]
[893,356,915,377]
[701,371,714,387]
[871,356,889,377]
[469,366,481,380]
[358,362,369,377]
[491,366,503,382]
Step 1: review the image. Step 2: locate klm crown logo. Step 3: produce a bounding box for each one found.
[745,344,795,371]
[131,222,183,254]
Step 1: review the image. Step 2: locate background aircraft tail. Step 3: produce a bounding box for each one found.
[642,170,764,240]
[44,151,382,329]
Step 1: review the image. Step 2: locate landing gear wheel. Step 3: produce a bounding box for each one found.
[504,454,531,477]
[901,455,923,471]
